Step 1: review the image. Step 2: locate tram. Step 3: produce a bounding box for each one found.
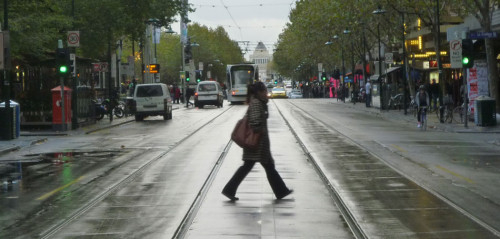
[226,64,259,104]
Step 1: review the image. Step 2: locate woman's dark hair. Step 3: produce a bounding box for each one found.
[246,82,267,103]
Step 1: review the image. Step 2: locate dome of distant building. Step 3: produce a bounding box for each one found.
[249,41,272,81]
[255,42,268,52]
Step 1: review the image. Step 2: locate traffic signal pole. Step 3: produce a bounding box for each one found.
[57,40,66,130]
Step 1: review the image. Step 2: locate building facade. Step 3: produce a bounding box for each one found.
[249,42,272,81]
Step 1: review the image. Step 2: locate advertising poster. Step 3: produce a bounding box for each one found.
[467,60,489,114]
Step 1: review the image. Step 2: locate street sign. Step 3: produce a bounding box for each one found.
[199,62,204,71]
[317,63,322,72]
[450,39,462,69]
[385,53,393,64]
[92,62,109,72]
[67,31,80,47]
[469,32,498,39]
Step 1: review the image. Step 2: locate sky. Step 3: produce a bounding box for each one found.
[172,0,296,60]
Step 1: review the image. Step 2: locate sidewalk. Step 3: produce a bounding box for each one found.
[0,115,135,157]
[0,105,184,157]
[331,98,500,133]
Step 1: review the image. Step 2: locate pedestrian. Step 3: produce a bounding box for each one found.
[185,86,194,108]
[222,82,293,201]
[175,85,181,104]
[129,79,137,96]
[415,85,430,128]
[430,79,439,110]
[365,81,371,107]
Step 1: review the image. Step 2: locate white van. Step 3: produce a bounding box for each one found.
[132,83,173,121]
[194,81,224,108]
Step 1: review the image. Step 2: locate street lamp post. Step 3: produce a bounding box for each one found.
[147,18,160,83]
[401,12,408,115]
[344,29,355,90]
[373,6,386,110]
[332,35,345,85]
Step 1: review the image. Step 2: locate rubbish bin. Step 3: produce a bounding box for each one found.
[0,100,20,139]
[474,96,496,126]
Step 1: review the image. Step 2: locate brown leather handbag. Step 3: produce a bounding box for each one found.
[231,116,261,149]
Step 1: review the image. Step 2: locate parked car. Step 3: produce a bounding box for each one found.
[131,83,173,121]
[194,81,224,108]
[270,87,287,98]
[289,89,303,99]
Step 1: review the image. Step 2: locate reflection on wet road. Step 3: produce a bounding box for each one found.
[275,99,499,238]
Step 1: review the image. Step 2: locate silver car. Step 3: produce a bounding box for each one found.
[289,89,303,99]
[194,81,224,108]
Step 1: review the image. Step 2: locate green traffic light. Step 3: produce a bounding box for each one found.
[186,78,190,82]
[462,57,469,65]
[59,65,68,73]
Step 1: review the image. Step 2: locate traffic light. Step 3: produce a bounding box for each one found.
[462,39,474,68]
[196,71,201,82]
[148,64,160,73]
[274,80,278,84]
[56,47,70,75]
[321,72,327,81]
[186,72,190,82]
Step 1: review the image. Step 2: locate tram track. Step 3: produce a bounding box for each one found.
[39,106,236,239]
[279,99,500,238]
[272,100,367,239]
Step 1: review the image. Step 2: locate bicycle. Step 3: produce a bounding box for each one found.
[441,103,454,123]
[387,94,403,111]
[452,103,465,123]
[418,106,428,131]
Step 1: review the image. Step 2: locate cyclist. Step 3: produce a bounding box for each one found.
[415,85,430,128]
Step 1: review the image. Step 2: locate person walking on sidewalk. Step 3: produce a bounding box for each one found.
[430,79,439,110]
[365,81,372,107]
[222,82,293,201]
[415,85,430,128]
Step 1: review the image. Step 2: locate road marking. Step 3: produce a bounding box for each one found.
[435,165,474,184]
[391,144,407,153]
[37,176,85,201]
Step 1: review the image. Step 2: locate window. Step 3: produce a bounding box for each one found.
[136,85,163,97]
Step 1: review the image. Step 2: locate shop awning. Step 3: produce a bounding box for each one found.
[381,66,401,76]
[370,75,380,81]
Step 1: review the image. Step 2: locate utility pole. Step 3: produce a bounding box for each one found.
[181,0,188,104]
[436,0,444,123]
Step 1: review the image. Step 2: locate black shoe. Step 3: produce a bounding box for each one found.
[222,191,239,201]
[277,189,293,200]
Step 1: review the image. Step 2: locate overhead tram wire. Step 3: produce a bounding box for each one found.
[220,0,244,40]
[194,2,294,8]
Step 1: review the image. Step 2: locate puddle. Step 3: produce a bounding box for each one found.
[1,150,124,193]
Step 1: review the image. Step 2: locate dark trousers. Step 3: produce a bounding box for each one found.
[366,93,371,107]
[222,160,289,198]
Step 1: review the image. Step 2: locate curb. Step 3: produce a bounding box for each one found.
[84,119,135,134]
[0,146,21,156]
